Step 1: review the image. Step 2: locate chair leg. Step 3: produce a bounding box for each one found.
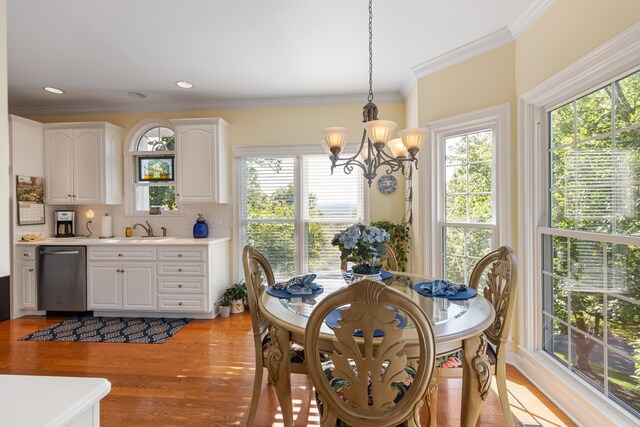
[424,368,440,427]
[247,365,263,426]
[495,361,515,427]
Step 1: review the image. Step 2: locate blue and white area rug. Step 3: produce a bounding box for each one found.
[19,317,192,344]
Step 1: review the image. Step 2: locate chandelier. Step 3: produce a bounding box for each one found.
[322,0,426,187]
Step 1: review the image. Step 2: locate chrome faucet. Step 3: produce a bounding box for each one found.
[161,227,167,237]
[133,221,154,237]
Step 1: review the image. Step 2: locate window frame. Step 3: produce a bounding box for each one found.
[424,104,512,279]
[518,24,640,427]
[232,144,370,280]
[123,118,180,217]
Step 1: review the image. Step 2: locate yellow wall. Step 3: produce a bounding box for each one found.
[27,101,407,224]
[418,43,515,124]
[516,0,640,95]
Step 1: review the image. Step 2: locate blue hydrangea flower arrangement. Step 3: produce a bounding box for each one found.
[331,223,390,274]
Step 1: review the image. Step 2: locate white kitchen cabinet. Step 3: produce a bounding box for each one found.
[172,118,230,204]
[87,247,156,311]
[16,247,37,309]
[44,122,124,205]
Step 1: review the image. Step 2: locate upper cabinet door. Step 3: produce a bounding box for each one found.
[44,129,74,204]
[173,118,230,204]
[44,122,123,205]
[73,127,103,203]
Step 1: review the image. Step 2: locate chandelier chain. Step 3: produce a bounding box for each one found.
[368,0,373,103]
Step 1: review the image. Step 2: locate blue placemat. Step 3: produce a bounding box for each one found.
[266,284,324,298]
[412,282,477,300]
[324,307,405,337]
[345,270,393,280]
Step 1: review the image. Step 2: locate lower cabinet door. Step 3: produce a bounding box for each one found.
[21,262,37,309]
[87,263,121,309]
[122,262,156,310]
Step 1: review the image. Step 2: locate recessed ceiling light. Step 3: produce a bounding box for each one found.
[175,81,193,89]
[128,91,147,98]
[43,86,64,94]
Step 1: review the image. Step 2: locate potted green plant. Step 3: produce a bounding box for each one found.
[370,219,411,271]
[226,280,247,314]
[216,294,232,318]
[332,223,390,276]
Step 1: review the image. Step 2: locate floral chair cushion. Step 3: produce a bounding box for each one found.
[436,344,497,369]
[262,334,305,364]
[319,360,416,427]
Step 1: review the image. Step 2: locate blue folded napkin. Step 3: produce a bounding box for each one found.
[420,279,460,296]
[412,281,477,300]
[272,273,317,290]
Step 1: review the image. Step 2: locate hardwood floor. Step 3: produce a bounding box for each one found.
[0,313,575,426]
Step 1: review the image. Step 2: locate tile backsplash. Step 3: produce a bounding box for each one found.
[16,203,232,240]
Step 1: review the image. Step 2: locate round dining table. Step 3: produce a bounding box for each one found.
[259,270,496,427]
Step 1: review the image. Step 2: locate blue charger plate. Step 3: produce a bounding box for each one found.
[266,284,324,299]
[412,282,477,300]
[324,307,406,337]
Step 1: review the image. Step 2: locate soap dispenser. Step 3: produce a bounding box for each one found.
[193,213,209,238]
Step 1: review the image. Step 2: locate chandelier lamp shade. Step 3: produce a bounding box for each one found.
[322,0,426,186]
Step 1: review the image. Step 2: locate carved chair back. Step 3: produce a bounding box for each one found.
[304,278,435,427]
[242,245,276,345]
[468,246,517,355]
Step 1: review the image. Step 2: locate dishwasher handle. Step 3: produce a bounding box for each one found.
[39,250,81,255]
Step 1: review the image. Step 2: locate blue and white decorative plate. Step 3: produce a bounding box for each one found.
[377,174,397,194]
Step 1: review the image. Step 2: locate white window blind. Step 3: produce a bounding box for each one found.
[240,153,363,279]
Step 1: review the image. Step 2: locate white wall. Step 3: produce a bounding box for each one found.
[0,0,9,278]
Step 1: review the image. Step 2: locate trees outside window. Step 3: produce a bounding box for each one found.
[239,153,363,279]
[543,69,640,418]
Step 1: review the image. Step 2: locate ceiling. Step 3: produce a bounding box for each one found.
[7,0,546,115]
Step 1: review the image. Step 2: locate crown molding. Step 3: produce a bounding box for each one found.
[8,92,404,117]
[509,0,556,38]
[410,27,514,81]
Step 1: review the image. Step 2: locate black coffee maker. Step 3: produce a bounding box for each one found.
[55,210,75,237]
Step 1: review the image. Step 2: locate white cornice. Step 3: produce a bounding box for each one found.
[410,27,514,81]
[8,92,404,117]
[509,0,556,38]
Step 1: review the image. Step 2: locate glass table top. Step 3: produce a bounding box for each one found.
[277,271,470,327]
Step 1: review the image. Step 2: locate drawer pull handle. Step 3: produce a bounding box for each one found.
[116,269,120,273]
[28,268,34,272]
[178,254,183,257]
[178,268,183,272]
[121,269,125,273]
[118,253,123,257]
[178,284,183,288]
[178,302,183,306]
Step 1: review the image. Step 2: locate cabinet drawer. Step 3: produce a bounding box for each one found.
[158,247,206,261]
[157,294,207,312]
[89,247,156,261]
[158,277,206,293]
[20,247,36,260]
[157,263,206,276]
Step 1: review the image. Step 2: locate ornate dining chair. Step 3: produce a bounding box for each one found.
[241,245,308,426]
[435,245,518,427]
[304,278,436,427]
[340,242,399,271]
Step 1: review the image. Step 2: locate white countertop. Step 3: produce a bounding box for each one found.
[0,374,111,427]
[16,236,230,246]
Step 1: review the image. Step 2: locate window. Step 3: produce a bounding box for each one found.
[132,126,178,214]
[542,69,640,419]
[441,129,495,283]
[426,104,511,281]
[238,151,364,279]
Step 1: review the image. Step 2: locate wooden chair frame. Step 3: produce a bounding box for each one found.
[435,246,518,427]
[304,278,436,427]
[242,245,307,426]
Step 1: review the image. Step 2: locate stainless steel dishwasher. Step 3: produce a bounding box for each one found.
[37,246,87,311]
